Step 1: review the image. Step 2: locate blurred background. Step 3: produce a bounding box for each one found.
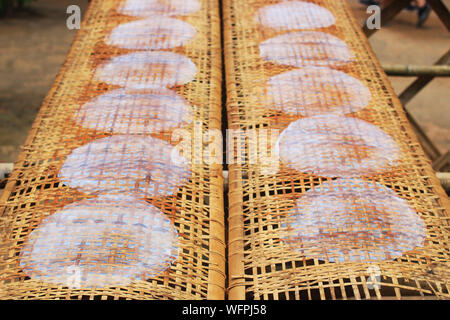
[0,0,448,163]
[0,0,89,162]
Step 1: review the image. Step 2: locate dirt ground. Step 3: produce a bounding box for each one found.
[0,0,89,162]
[0,0,449,163]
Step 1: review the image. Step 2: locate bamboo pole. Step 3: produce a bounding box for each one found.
[399,50,450,105]
[428,0,450,31]
[436,172,450,192]
[383,64,450,77]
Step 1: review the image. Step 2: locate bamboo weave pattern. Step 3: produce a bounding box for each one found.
[224,0,450,300]
[0,0,449,301]
[0,0,225,300]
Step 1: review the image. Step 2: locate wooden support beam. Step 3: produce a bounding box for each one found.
[362,0,411,38]
[433,151,450,171]
[396,50,449,163]
[436,172,450,193]
[399,50,450,105]
[406,112,442,161]
[383,64,450,76]
[428,0,450,31]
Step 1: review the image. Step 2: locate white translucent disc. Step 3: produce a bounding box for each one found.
[278,115,401,177]
[94,51,197,89]
[20,195,179,288]
[255,1,335,30]
[105,17,196,50]
[264,67,371,117]
[260,31,354,67]
[74,88,193,134]
[282,179,426,262]
[59,135,191,197]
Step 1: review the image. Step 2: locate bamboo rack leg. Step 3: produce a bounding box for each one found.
[433,151,450,171]
[227,167,246,300]
[398,50,450,161]
[399,50,450,106]
[383,64,450,77]
[428,0,450,31]
[436,172,450,192]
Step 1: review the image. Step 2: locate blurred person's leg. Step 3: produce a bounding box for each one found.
[416,0,431,26]
[416,0,426,6]
[384,0,431,26]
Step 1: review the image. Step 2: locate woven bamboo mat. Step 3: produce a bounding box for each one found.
[224,0,450,300]
[0,0,225,300]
